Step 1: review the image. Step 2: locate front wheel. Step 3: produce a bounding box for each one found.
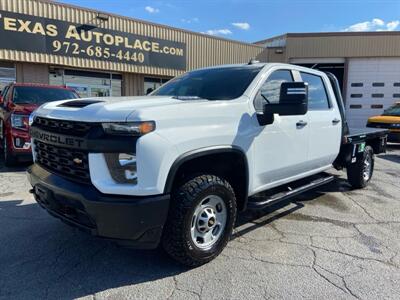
[162,175,237,267]
[347,145,374,189]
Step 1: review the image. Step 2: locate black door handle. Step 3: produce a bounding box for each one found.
[296,120,308,127]
[332,118,341,125]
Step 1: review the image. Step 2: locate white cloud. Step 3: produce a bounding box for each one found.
[202,29,232,36]
[231,22,250,30]
[145,6,159,14]
[387,20,400,31]
[343,18,399,32]
[181,17,199,24]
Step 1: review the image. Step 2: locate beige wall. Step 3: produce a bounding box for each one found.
[122,73,144,96]
[16,63,49,84]
[285,34,400,59]
[1,0,265,78]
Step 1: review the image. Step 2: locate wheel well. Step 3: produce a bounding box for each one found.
[166,150,248,211]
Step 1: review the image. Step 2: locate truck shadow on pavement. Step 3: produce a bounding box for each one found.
[233,176,352,239]
[378,144,400,164]
[0,176,351,299]
[0,199,187,299]
[0,161,32,173]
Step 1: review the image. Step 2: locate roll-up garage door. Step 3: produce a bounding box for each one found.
[346,58,400,128]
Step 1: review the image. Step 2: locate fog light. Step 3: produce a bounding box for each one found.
[14,137,24,148]
[104,153,137,184]
[125,169,137,181]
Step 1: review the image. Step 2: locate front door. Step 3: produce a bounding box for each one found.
[252,69,310,193]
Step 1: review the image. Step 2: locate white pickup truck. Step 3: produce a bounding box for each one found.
[27,62,388,266]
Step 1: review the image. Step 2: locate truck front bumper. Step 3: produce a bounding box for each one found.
[27,164,170,249]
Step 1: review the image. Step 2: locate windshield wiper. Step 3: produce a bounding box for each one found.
[172,96,209,100]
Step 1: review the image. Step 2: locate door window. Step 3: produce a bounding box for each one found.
[300,72,330,110]
[254,70,293,111]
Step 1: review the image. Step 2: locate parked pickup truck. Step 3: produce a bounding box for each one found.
[0,83,78,166]
[27,62,388,266]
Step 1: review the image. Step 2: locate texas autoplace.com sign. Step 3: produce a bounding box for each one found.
[0,10,186,70]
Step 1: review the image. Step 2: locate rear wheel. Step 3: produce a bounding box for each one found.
[347,145,374,189]
[162,175,237,267]
[2,137,16,167]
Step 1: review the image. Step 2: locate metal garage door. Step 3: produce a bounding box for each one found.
[345,58,400,128]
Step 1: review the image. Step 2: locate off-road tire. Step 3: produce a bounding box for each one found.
[162,175,237,267]
[347,145,374,189]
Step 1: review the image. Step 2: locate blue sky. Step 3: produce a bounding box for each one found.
[60,0,400,42]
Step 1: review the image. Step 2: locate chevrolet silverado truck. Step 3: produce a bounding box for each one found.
[27,62,388,266]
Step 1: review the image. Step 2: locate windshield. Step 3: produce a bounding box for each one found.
[152,66,263,100]
[13,86,78,105]
[382,104,400,116]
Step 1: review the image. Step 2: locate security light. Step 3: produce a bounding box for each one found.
[96,13,110,22]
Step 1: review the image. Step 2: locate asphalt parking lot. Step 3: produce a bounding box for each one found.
[1,145,400,300]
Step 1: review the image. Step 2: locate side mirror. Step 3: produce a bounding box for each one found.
[263,82,308,116]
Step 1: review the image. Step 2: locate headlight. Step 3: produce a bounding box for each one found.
[11,114,29,130]
[102,121,155,136]
[104,153,137,184]
[29,113,36,126]
[392,123,400,128]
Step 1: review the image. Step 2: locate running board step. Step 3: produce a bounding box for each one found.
[247,175,335,210]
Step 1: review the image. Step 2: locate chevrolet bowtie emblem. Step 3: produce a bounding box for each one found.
[73,158,83,165]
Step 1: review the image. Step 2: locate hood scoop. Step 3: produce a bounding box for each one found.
[59,99,104,108]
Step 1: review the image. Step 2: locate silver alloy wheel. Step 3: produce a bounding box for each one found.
[363,153,372,181]
[190,195,227,250]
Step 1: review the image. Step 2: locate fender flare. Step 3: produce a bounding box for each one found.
[163,145,249,208]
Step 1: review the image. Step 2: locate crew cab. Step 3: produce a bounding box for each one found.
[367,102,400,142]
[0,83,78,166]
[27,63,388,266]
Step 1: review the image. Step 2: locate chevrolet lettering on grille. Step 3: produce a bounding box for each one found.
[30,127,86,149]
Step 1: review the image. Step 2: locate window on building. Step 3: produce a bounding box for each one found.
[371,104,383,109]
[351,83,363,87]
[0,63,16,92]
[300,72,330,110]
[393,83,400,87]
[372,82,385,87]
[393,94,400,98]
[254,70,293,111]
[350,104,362,109]
[372,93,384,98]
[144,77,171,95]
[351,94,363,98]
[49,68,122,97]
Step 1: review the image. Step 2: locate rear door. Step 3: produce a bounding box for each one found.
[300,71,342,169]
